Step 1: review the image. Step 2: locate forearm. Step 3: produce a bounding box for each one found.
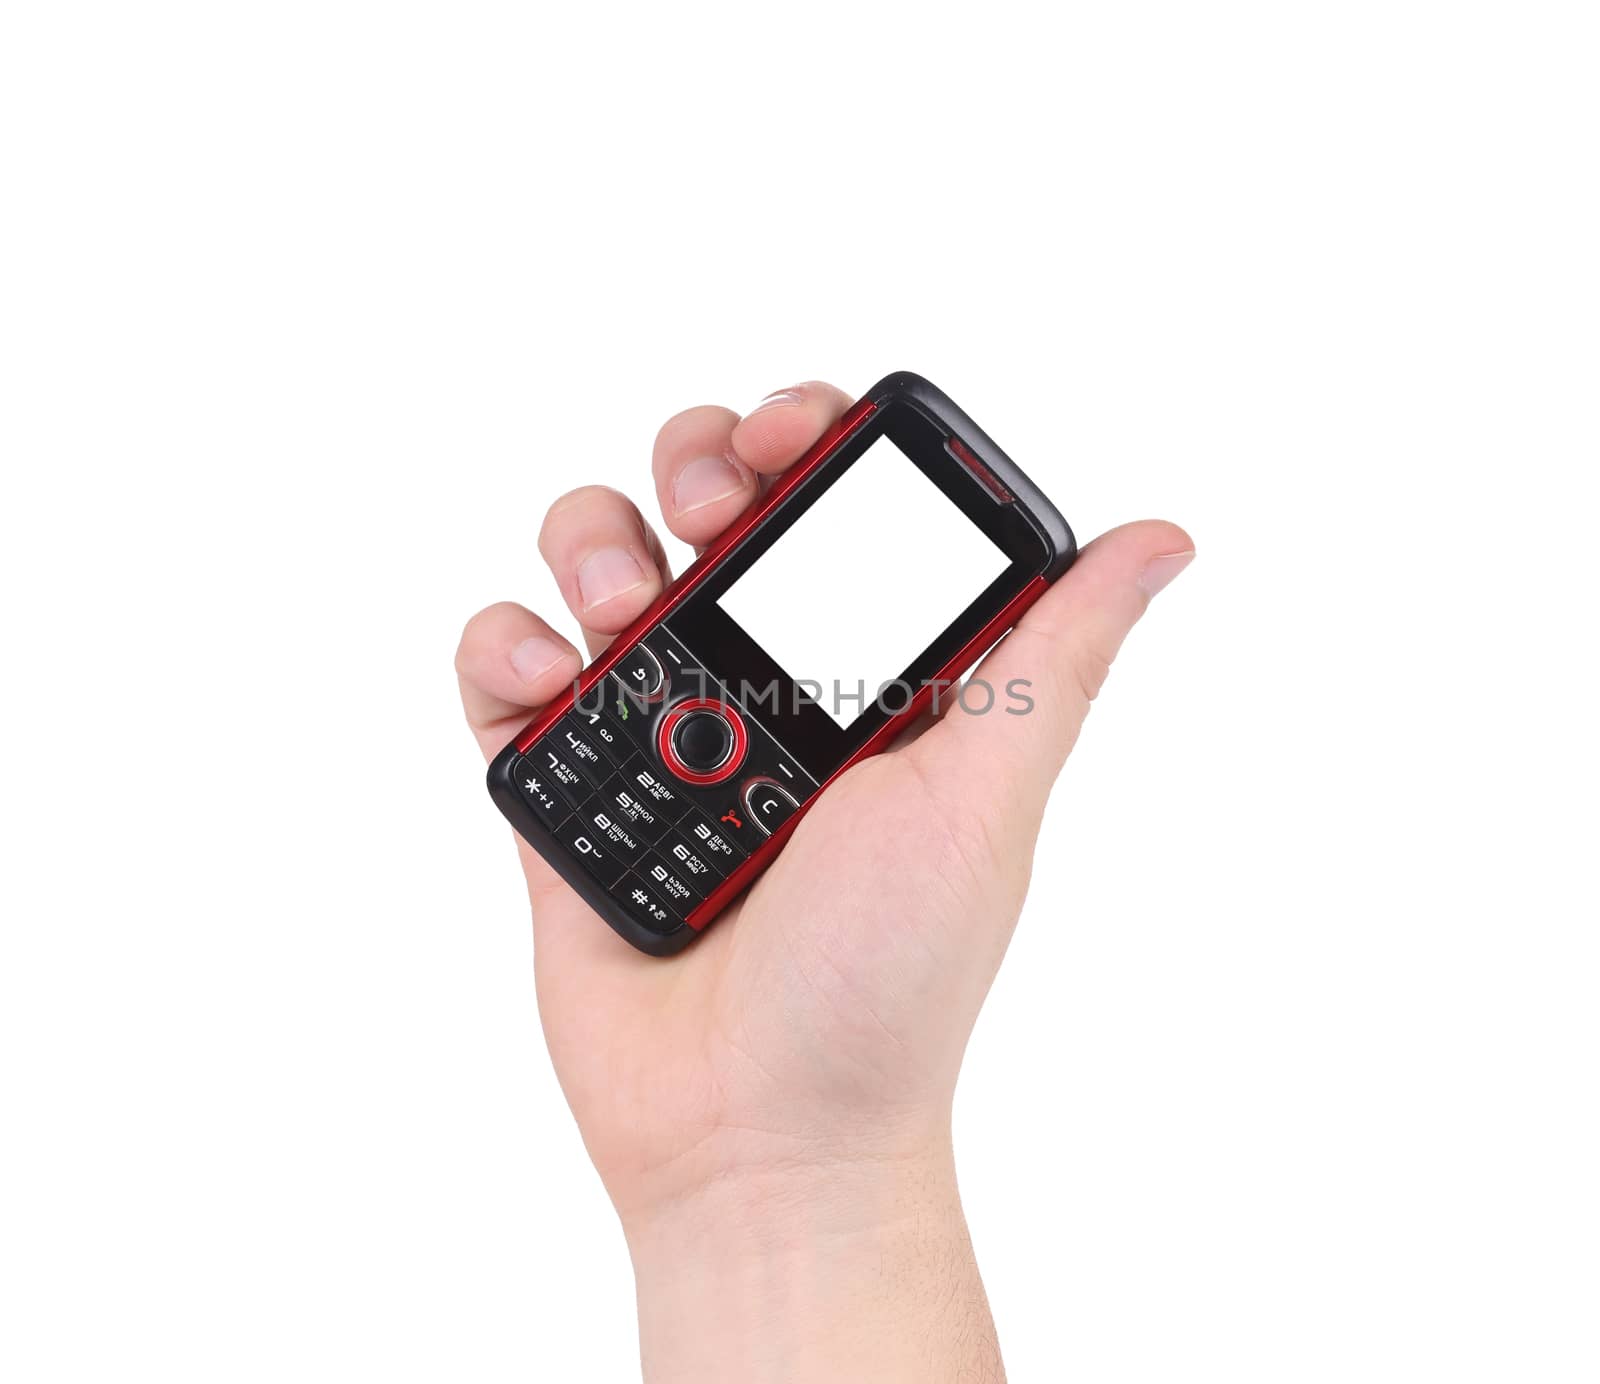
[624,1142,1003,1383]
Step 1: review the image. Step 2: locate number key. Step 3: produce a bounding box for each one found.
[660,830,721,885]
[615,755,690,823]
[513,758,572,830]
[535,743,604,804]
[640,852,699,912]
[556,714,616,775]
[553,813,626,888]
[676,810,745,871]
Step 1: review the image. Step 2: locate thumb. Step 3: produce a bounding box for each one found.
[916,519,1194,821]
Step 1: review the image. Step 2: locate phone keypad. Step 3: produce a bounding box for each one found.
[571,702,629,758]
[569,796,651,868]
[614,755,691,822]
[553,715,616,774]
[593,774,674,843]
[638,852,698,911]
[517,623,821,935]
[676,811,744,871]
[513,762,571,830]
[531,743,602,804]
[609,875,680,934]
[552,811,627,888]
[658,830,722,884]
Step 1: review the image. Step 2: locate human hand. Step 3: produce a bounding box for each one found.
[457,381,1192,1382]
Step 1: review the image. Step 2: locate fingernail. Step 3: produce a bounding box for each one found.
[576,547,647,610]
[1139,550,1195,599]
[673,454,748,515]
[509,635,572,684]
[745,389,803,417]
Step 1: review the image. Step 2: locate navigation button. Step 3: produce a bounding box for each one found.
[657,698,748,786]
[674,710,734,773]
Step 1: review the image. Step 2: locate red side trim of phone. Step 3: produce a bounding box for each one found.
[683,573,1050,930]
[513,398,879,755]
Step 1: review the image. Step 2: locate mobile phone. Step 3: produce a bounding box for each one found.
[486,372,1076,954]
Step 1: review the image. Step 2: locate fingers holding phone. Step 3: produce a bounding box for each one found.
[486,372,1082,954]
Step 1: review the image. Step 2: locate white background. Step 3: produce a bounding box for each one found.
[2,2,1595,1380]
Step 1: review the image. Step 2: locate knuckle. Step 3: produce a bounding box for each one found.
[796,379,847,406]
[1064,639,1115,704]
[654,404,735,452]
[537,485,631,549]
[455,601,533,673]
[456,600,510,651]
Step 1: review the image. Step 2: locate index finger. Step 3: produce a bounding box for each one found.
[651,381,852,548]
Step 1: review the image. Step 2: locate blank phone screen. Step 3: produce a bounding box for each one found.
[717,436,1011,727]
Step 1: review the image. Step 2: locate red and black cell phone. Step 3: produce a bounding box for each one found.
[487,373,1076,954]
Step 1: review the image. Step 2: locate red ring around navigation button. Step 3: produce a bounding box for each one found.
[656,698,748,786]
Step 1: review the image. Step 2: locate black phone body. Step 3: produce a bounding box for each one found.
[487,373,1076,954]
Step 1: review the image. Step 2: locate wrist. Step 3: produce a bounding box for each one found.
[622,1138,1003,1383]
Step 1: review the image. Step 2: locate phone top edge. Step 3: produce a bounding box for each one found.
[863,370,1077,580]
